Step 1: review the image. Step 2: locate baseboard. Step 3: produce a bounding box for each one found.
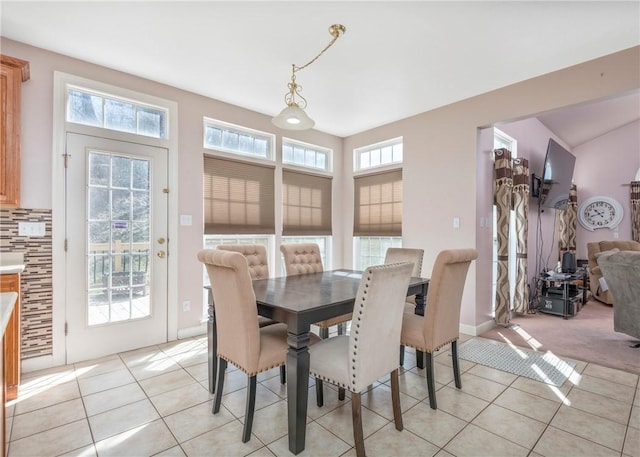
[177,322,207,339]
[21,354,55,374]
[460,319,495,337]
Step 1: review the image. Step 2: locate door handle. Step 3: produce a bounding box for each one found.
[157,251,166,259]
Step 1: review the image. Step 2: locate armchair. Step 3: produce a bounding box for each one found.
[587,241,640,304]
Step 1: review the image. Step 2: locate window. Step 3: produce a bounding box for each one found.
[354,137,403,171]
[203,156,275,234]
[353,169,403,270]
[282,170,332,236]
[353,169,403,236]
[204,118,274,160]
[282,139,331,171]
[66,86,168,138]
[354,236,402,270]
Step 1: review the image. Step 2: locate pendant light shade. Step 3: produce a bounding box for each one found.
[272,104,315,130]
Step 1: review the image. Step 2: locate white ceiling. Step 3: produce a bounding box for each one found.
[1,1,639,139]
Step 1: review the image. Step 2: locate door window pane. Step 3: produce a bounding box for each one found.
[88,151,152,325]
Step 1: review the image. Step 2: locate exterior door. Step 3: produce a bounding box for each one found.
[65,133,168,363]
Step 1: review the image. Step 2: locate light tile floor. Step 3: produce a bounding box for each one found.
[6,334,639,457]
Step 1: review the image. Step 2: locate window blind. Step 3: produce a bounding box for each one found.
[203,156,275,234]
[282,170,332,235]
[353,169,402,236]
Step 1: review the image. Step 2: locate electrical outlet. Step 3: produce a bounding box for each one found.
[453,217,460,229]
[182,300,191,312]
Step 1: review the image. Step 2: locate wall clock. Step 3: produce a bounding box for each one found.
[578,196,624,231]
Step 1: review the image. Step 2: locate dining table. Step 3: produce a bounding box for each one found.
[205,269,429,455]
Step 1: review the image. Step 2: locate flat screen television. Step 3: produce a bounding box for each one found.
[534,138,576,210]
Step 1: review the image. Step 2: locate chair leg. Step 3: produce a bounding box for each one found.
[390,369,403,431]
[213,359,227,414]
[242,375,257,443]
[315,378,324,407]
[451,340,462,389]
[280,365,286,384]
[425,352,437,410]
[399,345,405,366]
[351,392,365,457]
[319,327,329,339]
[338,387,345,401]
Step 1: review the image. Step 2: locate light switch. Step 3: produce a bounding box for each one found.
[180,214,193,226]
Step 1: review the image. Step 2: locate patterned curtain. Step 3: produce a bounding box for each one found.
[494,148,512,325]
[632,182,640,242]
[512,158,529,315]
[558,185,578,258]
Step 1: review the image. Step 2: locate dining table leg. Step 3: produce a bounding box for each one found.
[287,331,311,455]
[414,289,427,369]
[206,288,217,394]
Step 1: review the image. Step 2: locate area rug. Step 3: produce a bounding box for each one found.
[458,338,576,386]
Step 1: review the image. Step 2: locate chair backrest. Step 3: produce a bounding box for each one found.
[422,249,478,351]
[384,247,424,277]
[197,249,260,372]
[217,244,269,280]
[280,243,323,276]
[348,262,414,392]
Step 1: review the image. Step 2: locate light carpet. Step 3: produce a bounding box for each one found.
[458,338,576,386]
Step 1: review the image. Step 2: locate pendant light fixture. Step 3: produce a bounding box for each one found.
[272,24,346,131]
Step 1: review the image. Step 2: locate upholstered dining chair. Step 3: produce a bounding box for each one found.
[400,248,477,410]
[384,247,424,314]
[309,262,414,457]
[280,243,352,338]
[197,249,320,443]
[216,244,285,384]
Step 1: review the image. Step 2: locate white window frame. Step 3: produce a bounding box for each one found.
[66,85,169,139]
[282,138,332,172]
[353,137,403,172]
[353,236,402,270]
[203,117,275,161]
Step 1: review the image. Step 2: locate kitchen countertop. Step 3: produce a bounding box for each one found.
[0,265,25,275]
[0,252,25,275]
[0,292,18,337]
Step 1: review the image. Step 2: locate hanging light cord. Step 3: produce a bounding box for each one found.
[283,24,346,108]
[293,24,346,73]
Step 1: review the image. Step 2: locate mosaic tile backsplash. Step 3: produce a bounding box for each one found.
[0,208,53,359]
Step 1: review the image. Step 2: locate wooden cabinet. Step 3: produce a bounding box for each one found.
[0,54,30,208]
[0,274,20,401]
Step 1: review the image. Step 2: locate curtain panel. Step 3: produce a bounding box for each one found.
[494,148,512,325]
[558,184,578,258]
[632,181,640,242]
[512,158,529,315]
[353,169,403,236]
[203,155,275,234]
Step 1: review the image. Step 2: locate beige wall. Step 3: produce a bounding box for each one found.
[2,36,639,342]
[343,46,640,329]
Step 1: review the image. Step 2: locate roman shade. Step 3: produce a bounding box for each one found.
[203,156,275,234]
[282,170,332,235]
[353,169,402,236]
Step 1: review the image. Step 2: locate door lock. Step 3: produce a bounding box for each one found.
[157,237,166,244]
[157,250,166,258]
